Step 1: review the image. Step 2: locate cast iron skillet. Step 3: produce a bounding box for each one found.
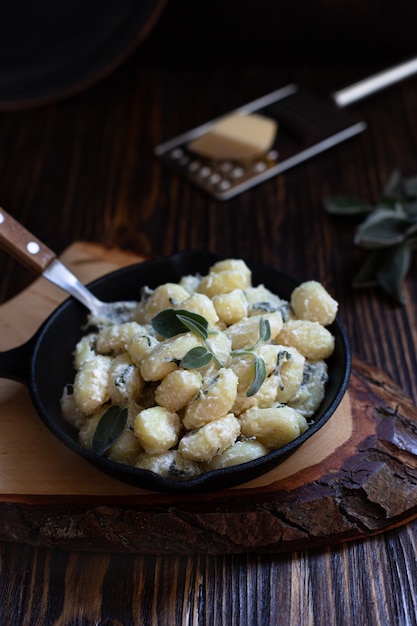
[0,237,351,494]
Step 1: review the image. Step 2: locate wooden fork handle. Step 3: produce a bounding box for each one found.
[0,207,56,274]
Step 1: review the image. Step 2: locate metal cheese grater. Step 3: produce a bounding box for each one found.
[154,58,417,201]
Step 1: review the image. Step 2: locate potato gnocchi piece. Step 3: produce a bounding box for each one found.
[232,374,281,415]
[140,332,202,381]
[108,353,144,405]
[178,292,219,327]
[155,369,203,412]
[179,273,201,294]
[179,413,240,463]
[128,333,159,366]
[134,283,190,324]
[225,312,283,350]
[231,345,282,395]
[291,280,338,326]
[278,319,335,360]
[204,439,268,470]
[231,354,258,394]
[135,450,201,479]
[73,333,97,369]
[78,400,143,460]
[210,258,252,281]
[212,289,248,325]
[60,385,86,430]
[239,404,308,450]
[203,331,232,372]
[107,405,143,465]
[288,360,328,417]
[182,368,238,430]
[274,345,305,403]
[95,322,148,355]
[78,412,101,450]
[197,259,251,298]
[134,406,181,454]
[73,354,112,414]
[244,284,283,314]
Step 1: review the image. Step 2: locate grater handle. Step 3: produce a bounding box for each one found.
[332,57,417,108]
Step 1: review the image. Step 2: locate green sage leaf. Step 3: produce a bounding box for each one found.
[354,211,410,249]
[376,243,412,305]
[382,168,403,198]
[152,309,208,339]
[325,168,417,306]
[403,174,417,198]
[407,201,417,220]
[246,355,267,397]
[323,195,373,215]
[259,318,271,343]
[378,199,409,215]
[180,346,213,369]
[352,250,383,288]
[176,312,208,340]
[275,350,292,390]
[92,405,128,455]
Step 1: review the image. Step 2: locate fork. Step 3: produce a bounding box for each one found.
[0,207,137,324]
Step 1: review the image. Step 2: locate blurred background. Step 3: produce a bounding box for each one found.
[0,0,416,108]
[0,0,416,302]
[143,0,417,66]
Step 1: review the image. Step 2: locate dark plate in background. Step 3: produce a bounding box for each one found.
[0,0,166,110]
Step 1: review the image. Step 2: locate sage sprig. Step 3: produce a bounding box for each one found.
[152,308,223,368]
[230,317,271,397]
[92,405,128,455]
[323,169,417,304]
[152,309,271,396]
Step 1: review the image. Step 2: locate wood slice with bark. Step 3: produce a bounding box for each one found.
[1,244,417,554]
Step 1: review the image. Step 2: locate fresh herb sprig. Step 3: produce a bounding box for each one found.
[230,317,271,396]
[91,310,271,457]
[152,308,270,396]
[92,405,128,455]
[323,169,417,304]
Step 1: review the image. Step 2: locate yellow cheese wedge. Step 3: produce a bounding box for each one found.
[187,113,278,161]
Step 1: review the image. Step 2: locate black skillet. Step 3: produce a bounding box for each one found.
[0,209,351,492]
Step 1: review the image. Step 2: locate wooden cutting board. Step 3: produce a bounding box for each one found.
[1,243,417,555]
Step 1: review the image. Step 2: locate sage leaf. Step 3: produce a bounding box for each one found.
[180,346,213,369]
[407,201,417,220]
[376,243,412,305]
[378,199,409,215]
[246,355,267,397]
[403,174,417,198]
[259,318,271,343]
[354,211,410,249]
[323,195,373,215]
[92,405,128,455]
[382,168,403,197]
[176,312,208,340]
[326,168,417,305]
[352,250,383,288]
[152,309,208,339]
[275,350,292,390]
[153,308,270,391]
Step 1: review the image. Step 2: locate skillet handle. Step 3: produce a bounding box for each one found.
[0,207,56,274]
[0,338,35,385]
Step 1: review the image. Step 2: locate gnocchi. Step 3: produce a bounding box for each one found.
[61,258,339,480]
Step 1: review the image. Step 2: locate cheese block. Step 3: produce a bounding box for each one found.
[187,113,278,161]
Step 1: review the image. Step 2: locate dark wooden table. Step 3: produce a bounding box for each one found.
[1,12,417,623]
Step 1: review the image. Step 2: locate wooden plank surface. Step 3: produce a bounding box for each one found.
[2,243,417,555]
